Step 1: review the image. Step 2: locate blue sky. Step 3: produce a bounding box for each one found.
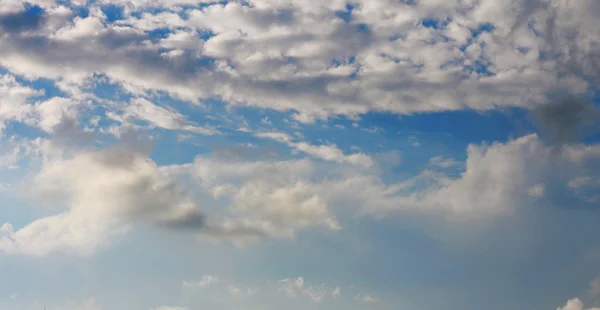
[1,1,600,310]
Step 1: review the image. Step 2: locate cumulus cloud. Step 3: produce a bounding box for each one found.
[0,0,597,122]
[0,73,41,134]
[0,143,206,256]
[557,298,600,310]
[315,134,600,221]
[0,140,342,255]
[554,274,600,310]
[4,131,600,256]
[190,156,342,246]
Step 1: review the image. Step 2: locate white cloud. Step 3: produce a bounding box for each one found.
[570,177,594,190]
[4,133,600,256]
[256,131,373,167]
[557,298,600,310]
[556,275,600,310]
[331,287,341,299]
[277,277,335,303]
[110,97,220,135]
[353,293,379,303]
[190,156,341,246]
[588,274,600,304]
[183,275,219,288]
[314,134,600,221]
[0,73,91,135]
[0,144,204,256]
[428,156,461,169]
[527,184,546,198]
[0,74,41,134]
[228,284,256,298]
[0,0,597,122]
[0,140,342,255]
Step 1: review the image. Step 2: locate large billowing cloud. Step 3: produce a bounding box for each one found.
[0,142,206,256]
[2,131,599,256]
[0,0,598,121]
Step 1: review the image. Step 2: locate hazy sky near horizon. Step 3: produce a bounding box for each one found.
[0,0,600,309]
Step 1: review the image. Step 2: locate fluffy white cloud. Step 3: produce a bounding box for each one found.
[0,73,90,135]
[0,143,205,256]
[3,132,600,256]
[0,74,41,134]
[0,0,598,122]
[557,298,600,310]
[0,141,342,255]
[328,134,600,219]
[189,156,342,246]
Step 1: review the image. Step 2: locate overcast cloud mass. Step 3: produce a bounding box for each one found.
[0,0,599,309]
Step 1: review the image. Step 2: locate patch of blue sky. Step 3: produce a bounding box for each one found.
[471,22,495,37]
[460,23,496,52]
[10,75,66,100]
[155,101,536,179]
[334,3,355,23]
[330,55,356,66]
[60,3,89,18]
[464,59,495,76]
[20,3,44,15]
[144,100,282,165]
[420,17,452,30]
[146,27,173,40]
[101,4,125,22]
[355,108,536,169]
[356,23,370,33]
[420,18,440,29]
[148,130,213,165]
[83,74,129,102]
[2,121,49,143]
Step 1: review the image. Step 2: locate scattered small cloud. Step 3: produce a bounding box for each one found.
[527,184,546,198]
[183,275,219,288]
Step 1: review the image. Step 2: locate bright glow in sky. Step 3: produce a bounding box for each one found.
[0,0,600,309]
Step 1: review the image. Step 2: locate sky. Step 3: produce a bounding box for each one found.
[0,0,599,309]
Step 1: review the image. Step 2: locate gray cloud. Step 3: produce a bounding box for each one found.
[153,209,206,231]
[0,9,45,33]
[533,96,600,146]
